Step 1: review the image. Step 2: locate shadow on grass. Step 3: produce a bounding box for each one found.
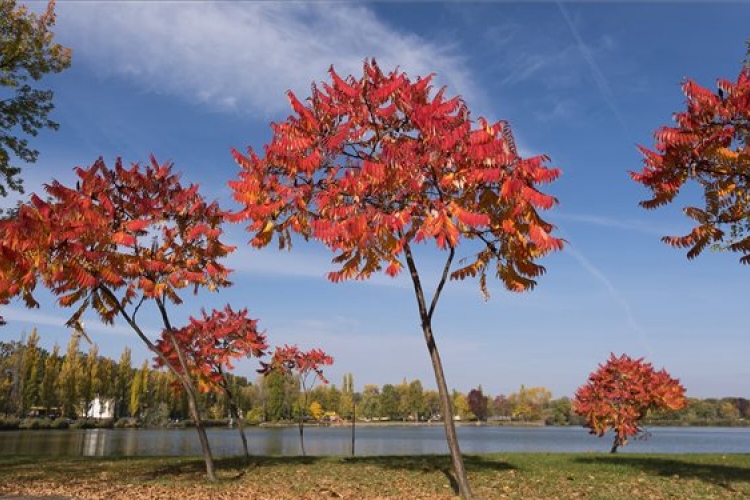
[243,454,516,495]
[574,456,750,491]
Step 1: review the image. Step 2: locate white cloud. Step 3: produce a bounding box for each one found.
[56,2,481,116]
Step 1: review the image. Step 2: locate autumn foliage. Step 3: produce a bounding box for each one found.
[229,60,563,295]
[0,156,232,325]
[229,59,562,499]
[0,156,234,480]
[155,305,268,393]
[573,353,687,453]
[261,344,333,385]
[261,344,333,456]
[632,66,750,262]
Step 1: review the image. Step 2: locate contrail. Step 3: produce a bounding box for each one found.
[564,241,654,356]
[556,1,631,137]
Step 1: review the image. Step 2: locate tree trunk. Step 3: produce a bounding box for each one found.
[220,372,250,461]
[229,399,250,460]
[423,319,473,499]
[183,380,217,480]
[298,414,306,456]
[351,399,356,457]
[402,244,474,499]
[610,437,620,453]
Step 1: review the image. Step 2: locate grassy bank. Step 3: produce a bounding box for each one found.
[1,453,749,499]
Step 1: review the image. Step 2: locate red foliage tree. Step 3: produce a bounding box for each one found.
[155,305,268,458]
[573,353,687,453]
[261,344,333,456]
[229,60,563,498]
[467,386,489,422]
[631,66,750,262]
[0,157,232,479]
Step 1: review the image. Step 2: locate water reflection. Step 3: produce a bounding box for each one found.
[1,426,749,457]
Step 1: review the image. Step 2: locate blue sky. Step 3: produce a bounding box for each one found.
[2,1,749,399]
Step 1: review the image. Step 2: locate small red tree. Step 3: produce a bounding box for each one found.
[155,305,268,459]
[573,353,687,453]
[631,65,750,262]
[467,386,489,422]
[0,157,232,479]
[261,344,333,456]
[229,60,563,498]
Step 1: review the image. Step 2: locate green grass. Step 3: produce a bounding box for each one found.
[1,453,749,499]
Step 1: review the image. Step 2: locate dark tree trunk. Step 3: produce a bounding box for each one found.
[610,437,621,453]
[298,413,306,456]
[403,245,474,499]
[422,320,473,498]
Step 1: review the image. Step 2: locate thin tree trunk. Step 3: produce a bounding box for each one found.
[299,413,306,456]
[423,320,473,498]
[403,244,474,500]
[351,399,356,456]
[219,369,250,461]
[229,398,250,459]
[610,437,620,453]
[183,384,216,479]
[99,286,217,481]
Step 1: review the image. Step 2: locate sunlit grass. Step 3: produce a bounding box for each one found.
[1,453,749,499]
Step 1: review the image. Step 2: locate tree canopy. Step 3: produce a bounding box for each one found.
[229,60,563,499]
[573,353,686,453]
[1,0,71,196]
[632,65,750,263]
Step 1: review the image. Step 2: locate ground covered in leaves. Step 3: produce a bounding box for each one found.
[1,453,749,499]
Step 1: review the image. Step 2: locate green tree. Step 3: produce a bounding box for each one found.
[424,390,441,420]
[264,369,295,421]
[379,384,400,420]
[114,347,132,418]
[78,343,98,417]
[548,397,573,425]
[21,328,41,414]
[359,384,380,420]
[95,357,115,418]
[129,360,149,419]
[0,0,72,196]
[338,373,354,419]
[57,334,80,418]
[39,343,58,415]
[405,380,425,421]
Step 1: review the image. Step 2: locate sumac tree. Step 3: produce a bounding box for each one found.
[155,305,268,459]
[0,157,232,480]
[229,60,563,498]
[573,353,687,453]
[632,65,750,262]
[261,345,333,456]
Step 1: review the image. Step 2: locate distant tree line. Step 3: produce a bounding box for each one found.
[1,332,748,428]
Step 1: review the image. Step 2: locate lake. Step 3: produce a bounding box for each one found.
[1,425,748,457]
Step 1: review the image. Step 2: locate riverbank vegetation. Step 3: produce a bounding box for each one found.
[1,453,749,499]
[2,333,748,432]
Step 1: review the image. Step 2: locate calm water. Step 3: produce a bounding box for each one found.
[1,426,748,457]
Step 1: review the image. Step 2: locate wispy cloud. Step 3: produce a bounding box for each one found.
[552,212,675,236]
[556,2,630,135]
[56,2,481,116]
[1,306,142,339]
